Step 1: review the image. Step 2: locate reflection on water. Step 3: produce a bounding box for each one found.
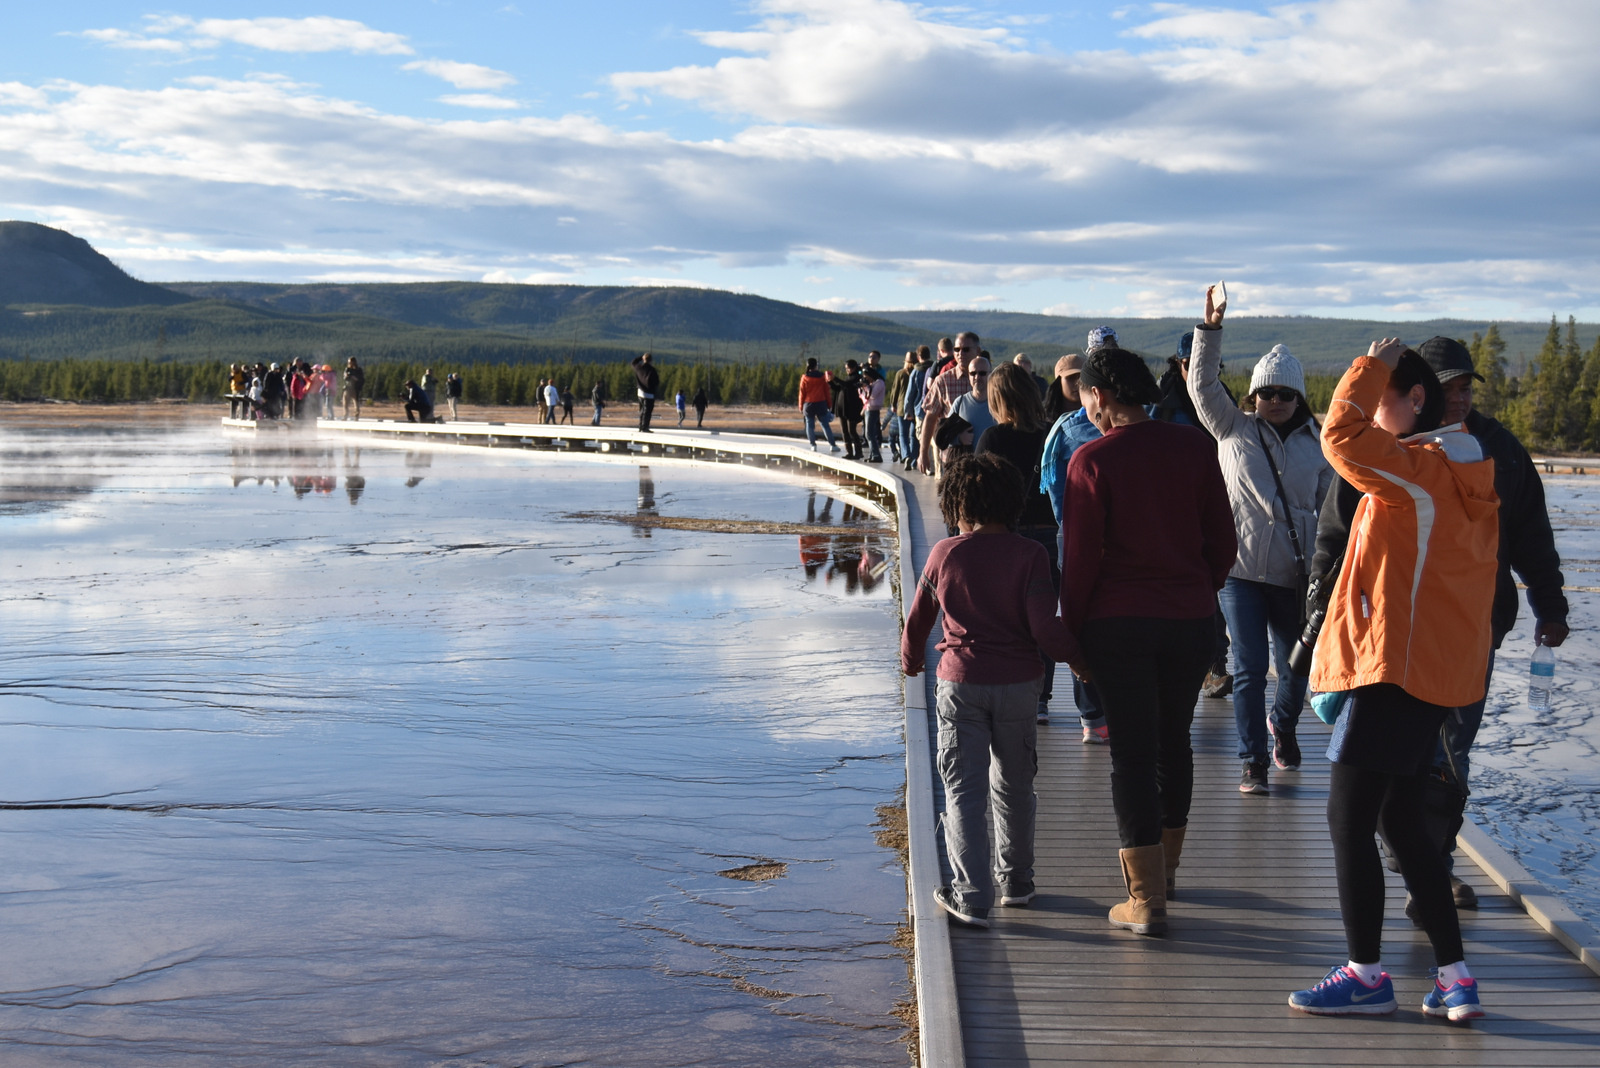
[801,491,891,595]
[0,425,908,1066]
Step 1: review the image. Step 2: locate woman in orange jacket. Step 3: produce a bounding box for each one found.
[1288,340,1497,1021]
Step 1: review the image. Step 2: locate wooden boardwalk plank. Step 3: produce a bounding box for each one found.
[894,470,1600,1066]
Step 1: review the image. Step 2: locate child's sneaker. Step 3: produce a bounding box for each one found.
[1287,966,1396,1015]
[1422,975,1485,1020]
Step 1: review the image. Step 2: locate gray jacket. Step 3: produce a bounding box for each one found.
[1188,325,1332,589]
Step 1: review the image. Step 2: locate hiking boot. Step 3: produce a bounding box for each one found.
[1201,671,1233,698]
[999,881,1036,907]
[1082,723,1109,744]
[1269,720,1301,771]
[1288,966,1397,1016]
[934,886,989,928]
[1451,875,1479,909]
[1239,760,1269,795]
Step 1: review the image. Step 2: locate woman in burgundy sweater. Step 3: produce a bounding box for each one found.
[1060,345,1237,936]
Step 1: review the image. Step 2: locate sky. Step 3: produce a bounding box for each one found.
[1,1,1596,320]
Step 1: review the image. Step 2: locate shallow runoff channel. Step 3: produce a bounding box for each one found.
[0,423,912,1066]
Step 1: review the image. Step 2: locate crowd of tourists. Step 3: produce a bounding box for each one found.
[229,360,464,424]
[893,284,1569,1023]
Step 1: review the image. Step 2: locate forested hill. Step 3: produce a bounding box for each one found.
[870,309,1600,373]
[164,281,937,358]
[0,222,186,308]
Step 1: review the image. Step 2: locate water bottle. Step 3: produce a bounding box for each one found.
[1528,641,1555,712]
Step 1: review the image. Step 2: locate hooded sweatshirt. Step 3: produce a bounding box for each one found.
[1310,356,1499,708]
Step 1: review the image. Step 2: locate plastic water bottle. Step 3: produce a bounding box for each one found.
[1528,641,1555,712]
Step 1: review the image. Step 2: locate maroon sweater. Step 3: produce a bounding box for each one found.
[1060,419,1236,631]
[901,532,1080,683]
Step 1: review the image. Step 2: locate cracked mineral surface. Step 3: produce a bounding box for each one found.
[0,424,910,1066]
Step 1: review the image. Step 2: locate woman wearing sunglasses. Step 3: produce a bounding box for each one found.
[1188,285,1333,796]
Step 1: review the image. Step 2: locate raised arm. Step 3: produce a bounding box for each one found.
[1187,284,1250,440]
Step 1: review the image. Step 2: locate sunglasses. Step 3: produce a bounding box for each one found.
[972,370,989,377]
[1254,387,1299,403]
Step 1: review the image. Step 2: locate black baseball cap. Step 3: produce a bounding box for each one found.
[1417,336,1484,384]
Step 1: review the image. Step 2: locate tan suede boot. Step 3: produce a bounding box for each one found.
[1162,825,1187,900]
[1108,844,1168,936]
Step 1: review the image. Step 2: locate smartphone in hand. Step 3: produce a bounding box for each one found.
[1213,280,1227,312]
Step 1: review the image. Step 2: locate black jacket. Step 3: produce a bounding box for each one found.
[831,372,864,419]
[405,384,431,410]
[632,358,660,396]
[1467,410,1568,641]
[1308,413,1567,646]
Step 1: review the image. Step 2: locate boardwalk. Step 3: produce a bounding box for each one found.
[300,416,1600,1066]
[898,467,1600,1067]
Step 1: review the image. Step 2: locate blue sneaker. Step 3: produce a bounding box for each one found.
[1288,966,1397,1015]
[1423,975,1485,1020]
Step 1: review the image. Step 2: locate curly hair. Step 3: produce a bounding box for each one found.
[987,362,1047,432]
[939,453,1025,530]
[1081,346,1160,407]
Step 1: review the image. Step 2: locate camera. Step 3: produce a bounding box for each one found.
[1287,601,1325,677]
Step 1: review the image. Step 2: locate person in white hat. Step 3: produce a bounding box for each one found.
[1188,285,1333,797]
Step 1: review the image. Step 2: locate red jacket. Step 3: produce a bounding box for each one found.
[797,370,832,406]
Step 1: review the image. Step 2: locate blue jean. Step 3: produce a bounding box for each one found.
[1217,576,1307,763]
[935,677,1041,911]
[898,412,919,464]
[803,402,836,447]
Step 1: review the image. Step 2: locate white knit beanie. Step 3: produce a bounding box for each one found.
[1249,344,1306,398]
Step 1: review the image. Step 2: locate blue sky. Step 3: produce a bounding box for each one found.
[1,1,1596,320]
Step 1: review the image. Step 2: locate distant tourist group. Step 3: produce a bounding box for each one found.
[229,360,463,424]
[892,284,1568,1023]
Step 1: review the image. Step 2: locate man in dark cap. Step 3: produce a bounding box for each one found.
[1411,335,1569,907]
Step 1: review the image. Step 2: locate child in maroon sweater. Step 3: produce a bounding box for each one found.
[902,454,1082,928]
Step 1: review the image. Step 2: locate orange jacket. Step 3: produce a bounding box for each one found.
[1310,356,1499,708]
[797,370,832,406]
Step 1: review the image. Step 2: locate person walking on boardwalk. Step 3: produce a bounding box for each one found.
[1059,342,1236,937]
[831,360,866,460]
[675,388,687,427]
[902,453,1083,929]
[591,380,606,425]
[543,380,560,424]
[342,357,365,421]
[976,363,1059,726]
[632,353,659,432]
[692,386,708,428]
[798,357,840,452]
[860,356,887,462]
[919,334,979,476]
[445,372,463,421]
[1286,340,1497,1020]
[1188,289,1333,797]
[560,385,575,425]
[1040,351,1109,742]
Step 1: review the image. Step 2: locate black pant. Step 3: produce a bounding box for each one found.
[1080,615,1213,848]
[405,403,433,423]
[839,416,863,457]
[1330,763,1462,966]
[639,397,655,431]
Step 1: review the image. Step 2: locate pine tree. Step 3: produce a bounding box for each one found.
[1470,324,1508,418]
[1583,330,1600,453]
[1559,315,1589,448]
[1515,317,1564,446]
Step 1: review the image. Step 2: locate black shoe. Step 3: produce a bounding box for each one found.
[1451,875,1479,909]
[935,886,990,928]
[1270,721,1301,771]
[1239,760,1269,795]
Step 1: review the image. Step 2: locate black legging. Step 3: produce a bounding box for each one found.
[1329,762,1463,965]
[1079,615,1213,847]
[839,416,863,456]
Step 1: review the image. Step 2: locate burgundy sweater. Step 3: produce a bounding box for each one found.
[901,532,1080,683]
[1060,419,1236,631]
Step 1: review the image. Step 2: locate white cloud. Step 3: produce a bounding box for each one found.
[403,59,516,90]
[15,1,1600,318]
[440,94,522,109]
[812,296,863,312]
[81,15,414,55]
